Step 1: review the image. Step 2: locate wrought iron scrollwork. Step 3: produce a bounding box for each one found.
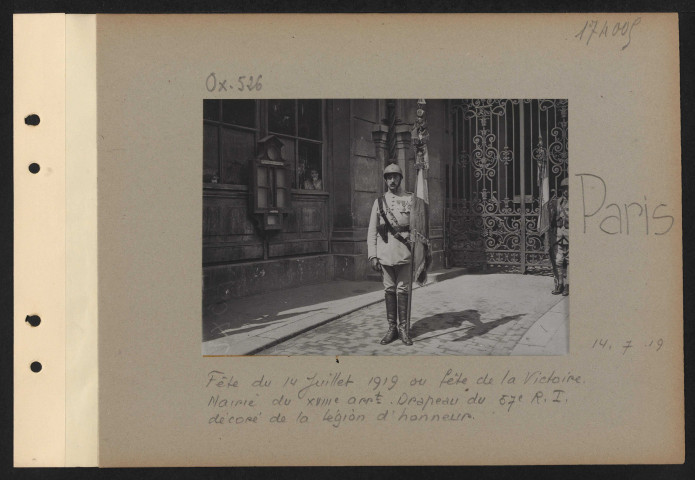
[446,99,568,273]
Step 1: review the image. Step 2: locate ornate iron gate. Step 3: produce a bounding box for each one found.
[445,99,568,273]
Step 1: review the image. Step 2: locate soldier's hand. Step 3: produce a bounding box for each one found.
[370,258,382,272]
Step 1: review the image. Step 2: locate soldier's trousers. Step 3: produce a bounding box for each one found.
[551,227,569,286]
[382,263,412,295]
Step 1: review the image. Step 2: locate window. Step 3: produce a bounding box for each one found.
[203,100,258,184]
[204,100,325,189]
[268,99,324,190]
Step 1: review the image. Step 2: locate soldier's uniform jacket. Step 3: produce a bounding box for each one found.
[549,196,569,243]
[367,191,412,266]
[550,196,569,227]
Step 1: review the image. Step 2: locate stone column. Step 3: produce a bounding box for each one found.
[331,100,384,281]
[372,124,389,176]
[394,124,413,192]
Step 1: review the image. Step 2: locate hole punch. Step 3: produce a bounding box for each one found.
[30,362,42,373]
[25,315,41,327]
[28,163,40,174]
[24,114,40,126]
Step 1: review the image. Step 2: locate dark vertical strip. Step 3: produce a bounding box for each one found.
[217,101,222,181]
[496,106,500,206]
[454,106,459,202]
[470,107,475,201]
[324,100,331,254]
[520,100,526,273]
[387,99,397,163]
[447,102,453,208]
[294,100,299,188]
[548,104,553,192]
[502,103,507,201]
[513,102,516,201]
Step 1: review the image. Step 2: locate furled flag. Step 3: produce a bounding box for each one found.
[410,145,432,285]
[537,140,551,238]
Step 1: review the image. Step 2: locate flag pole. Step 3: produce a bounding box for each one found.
[407,99,429,332]
[407,233,415,332]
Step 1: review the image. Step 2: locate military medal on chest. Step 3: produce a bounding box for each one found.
[397,199,409,215]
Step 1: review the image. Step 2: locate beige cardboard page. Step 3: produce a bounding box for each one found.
[96,14,682,466]
[15,13,683,467]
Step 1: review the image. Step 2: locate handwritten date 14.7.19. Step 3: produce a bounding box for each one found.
[592,337,663,355]
[206,72,262,93]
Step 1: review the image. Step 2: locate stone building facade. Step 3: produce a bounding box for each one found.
[202,99,448,307]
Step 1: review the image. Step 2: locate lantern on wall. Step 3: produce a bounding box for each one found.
[251,135,292,230]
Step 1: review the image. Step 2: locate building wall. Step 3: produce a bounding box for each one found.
[202,183,331,305]
[202,99,450,304]
[331,99,384,280]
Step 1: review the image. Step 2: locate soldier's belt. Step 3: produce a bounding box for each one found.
[377,195,411,250]
[377,224,410,238]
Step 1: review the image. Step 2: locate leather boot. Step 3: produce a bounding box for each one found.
[397,293,413,346]
[380,292,398,345]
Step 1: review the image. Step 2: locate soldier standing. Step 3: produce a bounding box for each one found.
[367,164,414,346]
[550,178,569,295]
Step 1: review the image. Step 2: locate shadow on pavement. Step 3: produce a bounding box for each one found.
[411,309,479,338]
[202,280,384,342]
[410,309,525,342]
[452,313,524,342]
[203,307,327,341]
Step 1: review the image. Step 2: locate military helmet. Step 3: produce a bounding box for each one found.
[383,163,403,179]
[560,178,568,188]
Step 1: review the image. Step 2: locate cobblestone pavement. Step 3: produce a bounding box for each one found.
[257,273,568,356]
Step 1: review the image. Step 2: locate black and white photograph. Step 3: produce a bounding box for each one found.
[202,98,569,356]
[11,11,684,468]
